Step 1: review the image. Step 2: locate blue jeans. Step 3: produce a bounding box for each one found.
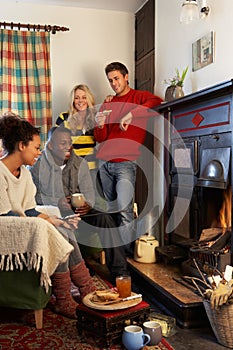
[98,160,137,245]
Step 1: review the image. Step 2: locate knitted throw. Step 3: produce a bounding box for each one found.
[0,216,73,293]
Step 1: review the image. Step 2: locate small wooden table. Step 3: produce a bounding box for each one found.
[76,301,150,347]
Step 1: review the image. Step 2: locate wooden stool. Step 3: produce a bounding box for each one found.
[76,301,150,347]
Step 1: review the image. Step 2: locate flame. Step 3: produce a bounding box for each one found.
[218,186,231,232]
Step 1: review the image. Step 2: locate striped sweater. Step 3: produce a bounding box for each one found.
[56,112,96,170]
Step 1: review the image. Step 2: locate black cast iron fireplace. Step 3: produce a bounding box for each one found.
[156,79,233,271]
[170,132,231,243]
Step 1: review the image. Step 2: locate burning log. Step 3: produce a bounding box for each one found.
[199,227,223,243]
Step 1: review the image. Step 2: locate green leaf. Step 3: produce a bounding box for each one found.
[181,66,189,82]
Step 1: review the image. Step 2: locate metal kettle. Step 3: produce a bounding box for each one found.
[134,234,159,263]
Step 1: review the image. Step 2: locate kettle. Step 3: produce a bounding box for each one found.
[134,234,159,263]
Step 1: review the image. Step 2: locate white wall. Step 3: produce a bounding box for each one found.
[0,1,135,121]
[155,0,233,100]
[2,0,232,118]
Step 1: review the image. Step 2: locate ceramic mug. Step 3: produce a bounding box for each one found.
[71,193,85,208]
[143,321,163,346]
[122,325,150,350]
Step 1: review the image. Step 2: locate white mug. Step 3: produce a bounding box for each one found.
[122,325,150,350]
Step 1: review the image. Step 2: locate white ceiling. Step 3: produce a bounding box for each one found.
[7,0,147,13]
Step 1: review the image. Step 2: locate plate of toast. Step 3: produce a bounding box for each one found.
[82,289,142,310]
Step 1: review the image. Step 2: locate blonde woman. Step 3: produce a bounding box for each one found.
[56,84,96,172]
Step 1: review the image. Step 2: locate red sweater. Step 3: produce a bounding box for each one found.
[94,88,163,162]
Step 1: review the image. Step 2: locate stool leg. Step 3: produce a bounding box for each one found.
[34,309,43,329]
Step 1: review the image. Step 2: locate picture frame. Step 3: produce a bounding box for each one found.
[192,31,215,72]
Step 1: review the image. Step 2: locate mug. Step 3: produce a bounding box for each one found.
[143,321,163,346]
[71,193,85,208]
[122,325,150,350]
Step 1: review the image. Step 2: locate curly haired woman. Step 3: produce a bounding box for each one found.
[0,112,96,319]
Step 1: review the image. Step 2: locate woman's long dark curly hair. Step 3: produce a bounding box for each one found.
[0,112,40,155]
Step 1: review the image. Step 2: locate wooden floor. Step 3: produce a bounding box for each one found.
[127,258,208,328]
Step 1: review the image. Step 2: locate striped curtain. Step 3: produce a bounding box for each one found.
[0,29,52,145]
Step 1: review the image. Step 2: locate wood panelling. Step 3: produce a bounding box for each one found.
[135,0,155,214]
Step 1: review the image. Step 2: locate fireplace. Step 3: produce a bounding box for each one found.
[156,79,233,269]
[170,132,231,242]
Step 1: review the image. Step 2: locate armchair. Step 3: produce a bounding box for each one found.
[0,216,73,328]
[0,267,51,329]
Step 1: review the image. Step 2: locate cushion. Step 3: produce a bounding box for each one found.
[0,268,51,310]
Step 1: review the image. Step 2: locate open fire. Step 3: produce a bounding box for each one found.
[218,186,232,233]
[198,186,232,247]
[189,186,232,272]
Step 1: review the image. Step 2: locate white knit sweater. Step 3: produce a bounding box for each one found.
[0,162,74,292]
[0,162,36,216]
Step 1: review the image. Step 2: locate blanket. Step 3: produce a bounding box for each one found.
[0,216,73,292]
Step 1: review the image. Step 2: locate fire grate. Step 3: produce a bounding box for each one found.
[189,248,231,272]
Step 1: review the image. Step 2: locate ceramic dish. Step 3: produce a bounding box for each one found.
[82,292,142,311]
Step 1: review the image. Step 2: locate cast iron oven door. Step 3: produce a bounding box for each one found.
[197,147,230,189]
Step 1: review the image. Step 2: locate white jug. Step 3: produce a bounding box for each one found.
[134,234,159,263]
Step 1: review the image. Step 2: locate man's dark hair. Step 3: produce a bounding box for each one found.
[48,126,71,141]
[105,62,128,77]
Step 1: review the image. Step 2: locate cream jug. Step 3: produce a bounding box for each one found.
[134,234,159,263]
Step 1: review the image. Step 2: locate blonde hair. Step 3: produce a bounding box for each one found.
[67,84,96,133]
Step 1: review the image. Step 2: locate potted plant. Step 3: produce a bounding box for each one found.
[164,66,188,101]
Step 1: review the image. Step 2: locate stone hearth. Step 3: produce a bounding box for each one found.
[128,258,208,328]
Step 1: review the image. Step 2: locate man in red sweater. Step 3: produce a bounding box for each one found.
[94,61,163,256]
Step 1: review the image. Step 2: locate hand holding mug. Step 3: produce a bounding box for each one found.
[74,201,91,216]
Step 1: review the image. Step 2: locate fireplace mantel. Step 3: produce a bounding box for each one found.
[156,78,233,114]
